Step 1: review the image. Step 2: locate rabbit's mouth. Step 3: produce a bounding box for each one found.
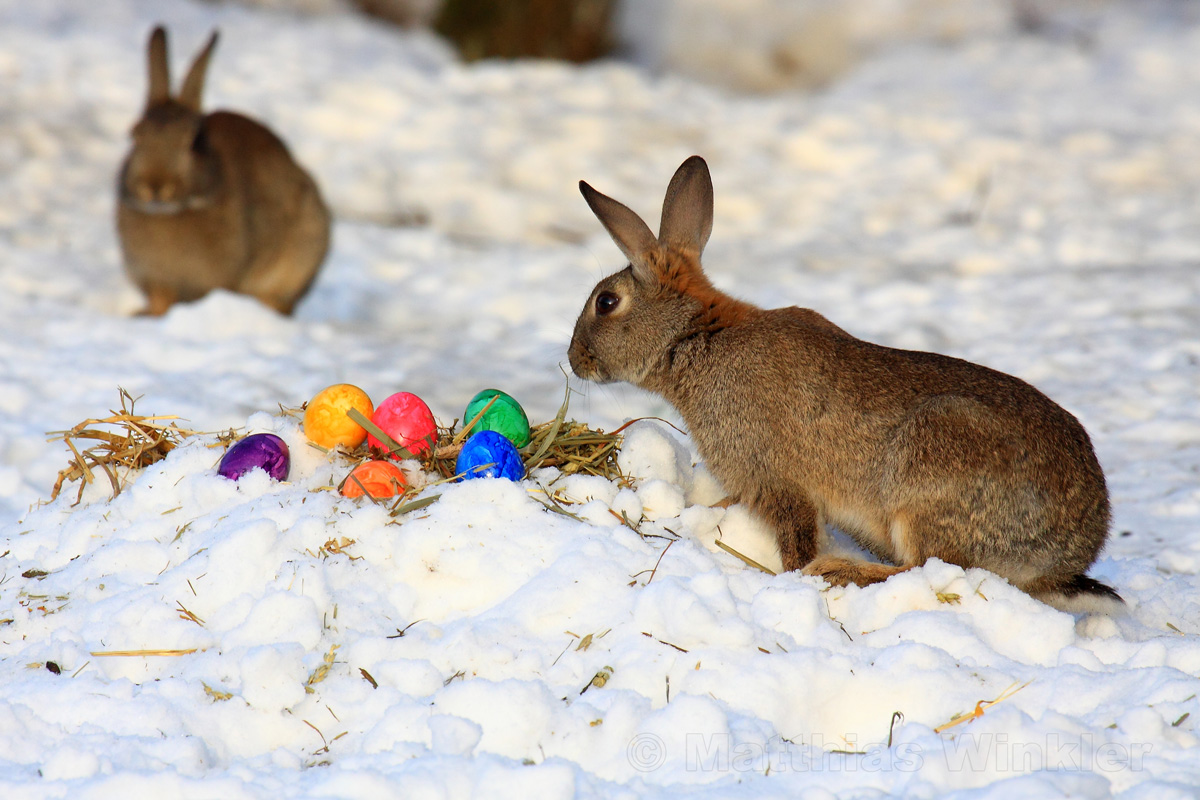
[567,338,608,383]
[128,199,186,215]
[123,195,210,215]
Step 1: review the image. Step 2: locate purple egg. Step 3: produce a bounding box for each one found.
[218,433,290,481]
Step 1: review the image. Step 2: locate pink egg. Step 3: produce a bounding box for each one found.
[368,391,437,458]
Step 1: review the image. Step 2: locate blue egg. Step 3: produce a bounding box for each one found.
[456,431,524,482]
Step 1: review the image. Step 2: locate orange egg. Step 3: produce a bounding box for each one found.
[303,384,374,449]
[341,460,408,499]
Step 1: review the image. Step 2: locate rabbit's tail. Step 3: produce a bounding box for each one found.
[1028,573,1125,616]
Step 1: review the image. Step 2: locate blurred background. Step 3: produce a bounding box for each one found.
[220,0,1117,91]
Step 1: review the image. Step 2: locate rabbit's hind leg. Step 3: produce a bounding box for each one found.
[802,555,911,587]
[238,192,330,315]
[237,243,320,314]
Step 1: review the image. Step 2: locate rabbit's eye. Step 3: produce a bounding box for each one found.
[595,292,620,316]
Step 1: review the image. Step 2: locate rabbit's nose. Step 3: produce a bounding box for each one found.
[137,179,178,204]
[155,181,179,203]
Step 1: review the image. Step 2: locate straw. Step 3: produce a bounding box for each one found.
[48,389,206,503]
[934,681,1032,733]
[90,649,198,657]
[713,537,778,576]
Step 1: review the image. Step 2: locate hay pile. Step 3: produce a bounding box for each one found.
[49,386,628,519]
[47,389,213,504]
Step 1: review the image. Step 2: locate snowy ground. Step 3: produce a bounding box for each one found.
[2,0,1200,797]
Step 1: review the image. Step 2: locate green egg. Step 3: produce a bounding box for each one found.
[464,389,531,448]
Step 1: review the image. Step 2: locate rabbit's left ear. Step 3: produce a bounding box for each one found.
[179,30,219,111]
[658,155,713,255]
[147,26,171,106]
[579,179,661,285]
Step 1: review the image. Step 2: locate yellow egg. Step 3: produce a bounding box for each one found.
[303,384,374,449]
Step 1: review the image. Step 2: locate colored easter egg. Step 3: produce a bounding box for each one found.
[303,384,374,449]
[456,430,525,482]
[368,392,437,458]
[463,389,531,447]
[219,433,290,481]
[341,460,408,499]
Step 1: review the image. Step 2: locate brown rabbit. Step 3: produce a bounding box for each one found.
[116,26,331,316]
[569,156,1120,613]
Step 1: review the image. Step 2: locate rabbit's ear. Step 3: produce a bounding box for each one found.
[580,180,661,283]
[658,155,713,255]
[147,26,171,106]
[179,30,219,111]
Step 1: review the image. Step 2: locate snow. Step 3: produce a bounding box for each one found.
[2,0,1200,797]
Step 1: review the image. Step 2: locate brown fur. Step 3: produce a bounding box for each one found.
[116,26,330,316]
[569,156,1119,612]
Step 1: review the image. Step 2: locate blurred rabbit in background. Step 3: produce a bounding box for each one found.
[116,26,331,316]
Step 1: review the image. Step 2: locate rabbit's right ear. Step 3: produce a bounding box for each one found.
[147,26,171,106]
[178,31,219,112]
[579,180,661,284]
[659,155,713,255]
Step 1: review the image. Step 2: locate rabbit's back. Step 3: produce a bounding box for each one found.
[207,111,330,312]
[671,307,1110,583]
[205,111,327,249]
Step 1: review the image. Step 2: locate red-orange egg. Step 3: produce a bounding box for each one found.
[341,460,408,499]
